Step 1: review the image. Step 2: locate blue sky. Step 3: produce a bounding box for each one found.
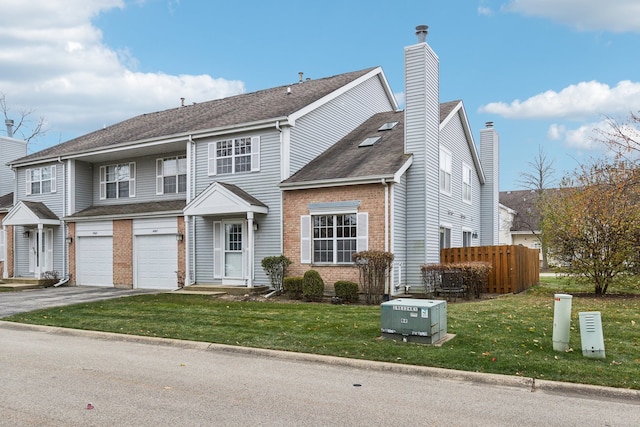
[1,1,639,190]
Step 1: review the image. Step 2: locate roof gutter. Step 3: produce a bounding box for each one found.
[279,174,398,190]
[9,116,291,168]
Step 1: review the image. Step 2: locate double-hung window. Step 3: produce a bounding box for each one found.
[312,214,358,263]
[208,136,260,175]
[26,165,56,195]
[462,163,472,203]
[300,203,368,265]
[100,163,136,199]
[462,230,472,247]
[439,148,452,195]
[439,226,451,250]
[157,156,187,194]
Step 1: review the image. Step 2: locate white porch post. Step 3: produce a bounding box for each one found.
[36,224,43,279]
[184,215,191,286]
[247,212,254,288]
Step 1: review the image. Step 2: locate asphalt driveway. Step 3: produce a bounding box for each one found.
[0,287,161,318]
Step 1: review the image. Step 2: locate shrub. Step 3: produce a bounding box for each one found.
[283,276,304,300]
[302,270,325,302]
[261,255,292,293]
[42,271,60,287]
[353,251,394,305]
[334,280,359,303]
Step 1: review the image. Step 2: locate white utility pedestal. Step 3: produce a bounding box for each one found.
[552,293,573,351]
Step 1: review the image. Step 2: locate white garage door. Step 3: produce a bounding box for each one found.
[76,236,113,286]
[135,234,177,290]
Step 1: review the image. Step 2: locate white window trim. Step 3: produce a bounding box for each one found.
[300,211,368,265]
[0,228,5,262]
[99,162,136,200]
[439,224,452,250]
[439,147,452,196]
[156,156,187,195]
[25,165,57,196]
[208,136,260,176]
[462,162,472,204]
[462,227,473,247]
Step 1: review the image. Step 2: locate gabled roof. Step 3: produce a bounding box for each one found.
[2,200,60,226]
[281,111,410,187]
[499,189,541,232]
[281,101,477,188]
[11,67,381,166]
[184,182,268,216]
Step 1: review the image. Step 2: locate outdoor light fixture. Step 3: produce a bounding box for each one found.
[253,223,259,231]
[66,236,73,244]
[22,230,30,238]
[176,233,184,242]
[472,231,478,239]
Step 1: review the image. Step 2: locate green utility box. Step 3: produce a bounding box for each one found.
[380,299,447,344]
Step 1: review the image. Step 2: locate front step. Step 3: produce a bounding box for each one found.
[0,277,51,292]
[176,284,270,296]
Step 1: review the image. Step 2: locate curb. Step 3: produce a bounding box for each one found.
[2,320,638,403]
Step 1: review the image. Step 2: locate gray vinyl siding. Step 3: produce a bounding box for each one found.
[191,130,282,284]
[0,137,27,196]
[92,151,187,206]
[288,75,394,175]
[438,115,481,248]
[480,127,499,246]
[73,160,93,213]
[16,161,65,217]
[404,42,440,286]
[391,175,408,290]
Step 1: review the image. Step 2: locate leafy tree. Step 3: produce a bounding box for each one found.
[1,92,48,143]
[540,159,640,295]
[517,146,556,269]
[596,112,640,160]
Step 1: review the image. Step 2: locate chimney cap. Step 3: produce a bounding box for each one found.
[415,25,428,43]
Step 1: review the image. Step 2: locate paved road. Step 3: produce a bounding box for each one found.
[0,286,160,318]
[1,322,638,426]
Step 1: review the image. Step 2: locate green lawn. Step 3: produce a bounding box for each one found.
[4,276,639,390]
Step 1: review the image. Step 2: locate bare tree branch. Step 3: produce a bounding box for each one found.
[0,92,48,143]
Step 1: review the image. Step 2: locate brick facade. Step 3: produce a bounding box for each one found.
[67,222,76,285]
[283,183,388,288]
[113,219,133,288]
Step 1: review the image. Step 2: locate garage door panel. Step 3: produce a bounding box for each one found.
[136,235,177,290]
[76,236,113,286]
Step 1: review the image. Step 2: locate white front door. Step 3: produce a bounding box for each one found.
[28,228,53,277]
[223,221,245,284]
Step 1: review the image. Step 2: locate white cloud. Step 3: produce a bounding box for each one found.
[478,6,493,17]
[0,0,244,146]
[479,80,640,120]
[505,0,640,33]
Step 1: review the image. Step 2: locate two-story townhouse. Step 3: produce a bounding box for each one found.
[2,25,499,292]
[3,67,395,289]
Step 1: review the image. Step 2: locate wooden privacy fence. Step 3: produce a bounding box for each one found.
[441,245,540,294]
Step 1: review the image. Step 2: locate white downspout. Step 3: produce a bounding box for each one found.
[58,157,67,278]
[2,224,7,279]
[184,135,194,286]
[381,178,390,296]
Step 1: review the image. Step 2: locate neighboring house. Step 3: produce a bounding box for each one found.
[499,189,543,262]
[1,131,28,278]
[2,26,499,294]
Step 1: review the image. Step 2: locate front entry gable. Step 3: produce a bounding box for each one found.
[184,182,268,216]
[2,200,60,226]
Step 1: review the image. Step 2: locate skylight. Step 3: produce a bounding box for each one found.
[378,121,399,131]
[358,136,381,147]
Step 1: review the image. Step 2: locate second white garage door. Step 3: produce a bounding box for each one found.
[76,235,113,286]
[135,234,178,290]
